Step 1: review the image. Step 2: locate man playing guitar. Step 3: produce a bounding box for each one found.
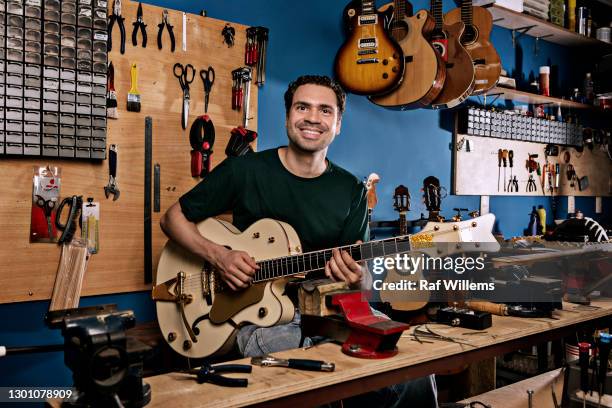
[160,75,437,407]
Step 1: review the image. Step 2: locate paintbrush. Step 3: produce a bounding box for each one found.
[127,63,141,112]
[106,61,118,119]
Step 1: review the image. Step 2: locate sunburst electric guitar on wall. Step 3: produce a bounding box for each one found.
[334,0,405,95]
[370,0,446,107]
[429,0,474,109]
[445,0,501,94]
[153,214,498,358]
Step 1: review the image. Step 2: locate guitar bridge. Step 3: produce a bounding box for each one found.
[357,58,379,64]
[358,49,377,56]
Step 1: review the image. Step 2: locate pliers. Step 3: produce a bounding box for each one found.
[507,175,519,192]
[526,174,537,192]
[131,2,147,48]
[186,363,252,387]
[157,9,175,52]
[108,0,126,54]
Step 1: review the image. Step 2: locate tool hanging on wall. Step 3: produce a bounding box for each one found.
[567,164,577,189]
[200,67,215,114]
[154,164,161,213]
[222,24,235,47]
[144,117,153,284]
[245,26,269,86]
[157,9,175,52]
[174,63,195,129]
[225,126,257,157]
[108,0,126,54]
[502,149,508,192]
[106,62,118,119]
[497,149,502,192]
[81,198,100,254]
[127,63,142,112]
[189,115,216,178]
[55,195,83,244]
[232,67,253,127]
[30,166,62,243]
[182,12,187,52]
[131,2,148,48]
[104,145,120,200]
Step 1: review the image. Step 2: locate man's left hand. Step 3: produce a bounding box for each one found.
[325,240,364,287]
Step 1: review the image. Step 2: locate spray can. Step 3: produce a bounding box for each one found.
[537,205,547,234]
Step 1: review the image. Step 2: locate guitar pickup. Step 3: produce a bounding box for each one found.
[358,14,377,25]
[357,58,379,64]
[358,38,377,49]
[358,49,377,56]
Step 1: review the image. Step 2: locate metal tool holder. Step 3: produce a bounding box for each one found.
[0,0,109,160]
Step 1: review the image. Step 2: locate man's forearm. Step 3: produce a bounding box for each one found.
[160,203,225,265]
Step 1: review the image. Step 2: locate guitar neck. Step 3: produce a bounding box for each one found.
[461,0,473,26]
[361,0,376,14]
[253,233,418,283]
[399,213,407,236]
[431,0,444,31]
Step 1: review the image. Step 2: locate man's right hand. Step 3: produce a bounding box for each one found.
[212,247,259,291]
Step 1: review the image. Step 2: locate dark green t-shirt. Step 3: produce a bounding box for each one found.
[179,147,369,253]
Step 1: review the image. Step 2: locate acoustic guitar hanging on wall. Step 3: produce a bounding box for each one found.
[370,0,446,108]
[334,0,405,95]
[445,0,501,94]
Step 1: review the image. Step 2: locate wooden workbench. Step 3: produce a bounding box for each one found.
[145,299,612,408]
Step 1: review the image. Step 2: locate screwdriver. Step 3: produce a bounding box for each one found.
[580,342,591,408]
[502,149,508,192]
[598,333,611,408]
[555,163,560,191]
[498,149,502,192]
[508,150,514,179]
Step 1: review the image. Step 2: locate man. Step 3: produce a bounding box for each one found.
[161,75,437,407]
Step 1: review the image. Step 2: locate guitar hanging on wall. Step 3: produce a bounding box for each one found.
[334,0,405,95]
[370,0,446,108]
[445,0,501,94]
[342,0,399,35]
[429,0,475,109]
[365,172,380,238]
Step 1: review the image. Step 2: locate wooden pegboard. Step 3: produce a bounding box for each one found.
[0,0,258,303]
[452,133,612,197]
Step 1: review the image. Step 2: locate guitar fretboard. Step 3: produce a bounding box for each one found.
[361,0,376,14]
[431,0,444,31]
[461,0,474,26]
[253,235,414,283]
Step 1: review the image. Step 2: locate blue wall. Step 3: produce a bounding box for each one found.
[1,0,609,389]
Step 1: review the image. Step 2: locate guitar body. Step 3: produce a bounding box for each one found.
[430,21,475,109]
[445,6,501,94]
[371,10,446,108]
[334,10,404,95]
[155,218,298,358]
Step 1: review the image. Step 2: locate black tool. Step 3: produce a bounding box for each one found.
[131,2,147,48]
[526,174,537,192]
[55,195,83,244]
[154,164,160,213]
[221,23,235,47]
[508,149,514,179]
[104,145,120,200]
[436,306,492,330]
[144,117,153,284]
[187,363,252,387]
[35,195,56,239]
[157,9,175,52]
[108,0,126,54]
[174,63,195,130]
[598,334,611,407]
[497,149,502,192]
[502,149,508,192]
[225,126,257,157]
[251,356,335,372]
[189,115,215,178]
[579,342,590,408]
[200,67,215,114]
[508,175,519,192]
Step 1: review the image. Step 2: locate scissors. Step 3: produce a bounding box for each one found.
[35,195,56,239]
[200,66,215,114]
[173,62,195,129]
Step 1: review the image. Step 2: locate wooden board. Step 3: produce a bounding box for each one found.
[142,300,612,407]
[484,86,600,111]
[452,134,612,196]
[0,0,258,303]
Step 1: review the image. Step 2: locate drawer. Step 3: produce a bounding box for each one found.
[92,61,106,73]
[61,11,76,25]
[77,71,92,83]
[43,123,59,134]
[6,85,22,97]
[90,147,105,159]
[6,143,24,155]
[42,134,59,145]
[6,49,24,62]
[25,40,41,53]
[24,143,41,156]
[76,93,90,104]
[60,113,76,125]
[24,51,41,64]
[6,61,24,74]
[77,27,91,39]
[6,108,22,120]
[6,96,23,108]
[24,109,40,122]
[76,114,91,126]
[91,116,105,128]
[92,39,107,53]
[92,30,107,42]
[91,104,105,116]
[76,48,91,60]
[91,126,105,138]
[77,37,91,50]
[24,122,40,133]
[7,26,24,39]
[25,28,42,42]
[91,83,105,95]
[58,146,74,157]
[75,136,90,147]
[23,97,40,110]
[7,14,24,28]
[0,142,4,155]
[76,103,90,115]
[60,80,76,92]
[6,73,24,86]
[25,5,42,19]
[60,69,76,81]
[61,23,76,38]
[76,59,91,71]
[60,91,76,102]
[7,2,24,16]
[59,101,76,113]
[42,111,59,123]
[24,75,41,87]
[61,57,76,69]
[61,35,76,48]
[43,54,60,67]
[43,99,59,111]
[43,89,59,100]
[59,125,75,136]
[25,17,42,30]
[75,147,90,158]
[42,144,59,156]
[76,81,92,93]
[59,135,75,146]
[75,126,91,137]
[5,131,23,143]
[43,77,59,89]
[24,133,41,144]
[61,45,76,58]
[90,137,105,148]
[44,8,60,22]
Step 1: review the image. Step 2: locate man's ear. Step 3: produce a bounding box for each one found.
[335,115,343,135]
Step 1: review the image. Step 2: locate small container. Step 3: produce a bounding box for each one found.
[539,66,550,96]
[596,27,611,43]
[577,7,588,36]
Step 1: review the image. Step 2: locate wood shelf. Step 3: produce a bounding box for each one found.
[486,4,612,52]
[483,86,603,111]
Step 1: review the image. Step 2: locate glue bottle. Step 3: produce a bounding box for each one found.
[537,205,547,234]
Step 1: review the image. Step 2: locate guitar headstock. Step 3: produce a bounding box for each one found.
[393,184,410,214]
[423,176,441,212]
[365,173,380,212]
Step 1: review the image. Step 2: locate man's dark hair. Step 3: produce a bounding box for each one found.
[284,75,346,116]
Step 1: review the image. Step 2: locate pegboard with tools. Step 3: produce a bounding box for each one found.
[452,133,612,197]
[0,0,262,304]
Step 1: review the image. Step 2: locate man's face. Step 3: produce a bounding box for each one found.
[286,84,342,153]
